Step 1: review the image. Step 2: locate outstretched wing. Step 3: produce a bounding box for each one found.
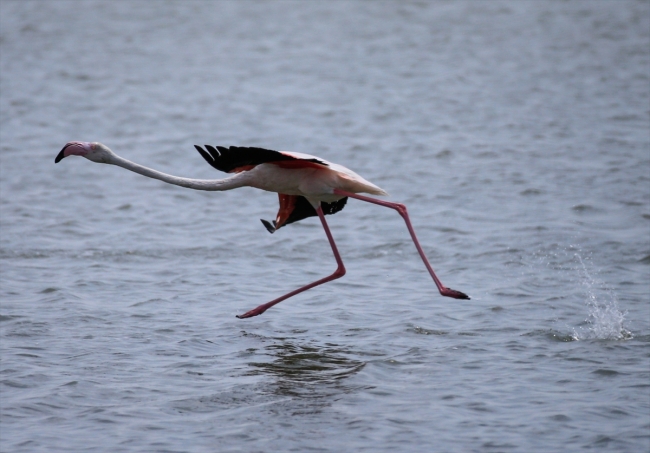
[194,145,327,173]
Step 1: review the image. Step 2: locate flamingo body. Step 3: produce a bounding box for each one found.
[192,144,387,231]
[55,141,469,319]
[196,145,386,197]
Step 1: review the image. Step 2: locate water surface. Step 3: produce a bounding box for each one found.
[1,1,649,452]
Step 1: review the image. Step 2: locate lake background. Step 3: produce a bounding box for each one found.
[1,1,648,452]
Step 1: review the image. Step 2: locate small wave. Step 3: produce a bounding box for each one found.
[571,204,601,214]
[522,329,577,342]
[520,188,543,196]
[409,326,448,336]
[592,369,620,376]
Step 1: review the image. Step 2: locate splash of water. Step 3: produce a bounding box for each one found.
[571,252,632,341]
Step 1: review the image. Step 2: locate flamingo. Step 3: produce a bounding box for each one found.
[55,141,469,318]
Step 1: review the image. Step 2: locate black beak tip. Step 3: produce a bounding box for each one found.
[54,148,66,163]
[261,219,276,234]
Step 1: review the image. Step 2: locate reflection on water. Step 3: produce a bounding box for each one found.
[247,339,366,400]
[166,338,366,420]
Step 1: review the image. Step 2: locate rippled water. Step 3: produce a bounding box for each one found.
[1,1,649,452]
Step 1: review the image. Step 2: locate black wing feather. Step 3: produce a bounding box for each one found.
[261,196,348,233]
[194,145,327,173]
[286,196,347,226]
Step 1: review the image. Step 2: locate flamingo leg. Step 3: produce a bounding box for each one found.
[333,189,470,300]
[236,205,346,319]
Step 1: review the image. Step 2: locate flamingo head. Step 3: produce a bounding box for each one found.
[55,141,114,164]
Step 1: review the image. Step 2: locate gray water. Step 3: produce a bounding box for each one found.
[1,1,649,452]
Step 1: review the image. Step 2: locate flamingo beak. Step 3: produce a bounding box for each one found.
[55,142,90,163]
[54,145,70,163]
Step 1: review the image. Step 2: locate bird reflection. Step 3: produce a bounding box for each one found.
[246,339,366,401]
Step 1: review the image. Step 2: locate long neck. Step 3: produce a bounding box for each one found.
[108,154,248,191]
